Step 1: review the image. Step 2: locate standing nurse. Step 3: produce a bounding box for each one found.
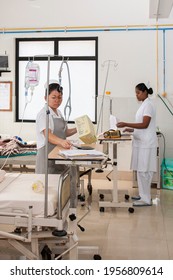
[117,83,158,206]
[35,82,77,174]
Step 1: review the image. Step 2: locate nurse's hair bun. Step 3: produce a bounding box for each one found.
[147,88,153,95]
[136,83,153,95]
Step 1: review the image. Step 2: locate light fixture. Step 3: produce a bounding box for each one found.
[149,0,173,19]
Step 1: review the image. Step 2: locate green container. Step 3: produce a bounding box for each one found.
[161,158,173,190]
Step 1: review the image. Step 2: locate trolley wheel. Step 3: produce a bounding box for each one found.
[100,207,105,212]
[125,194,130,200]
[79,195,85,202]
[128,207,134,213]
[87,184,92,195]
[54,254,62,260]
[99,194,104,200]
[93,254,102,260]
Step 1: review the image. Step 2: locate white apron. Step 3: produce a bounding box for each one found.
[35,116,67,174]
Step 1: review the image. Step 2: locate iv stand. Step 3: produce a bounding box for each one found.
[97,60,118,134]
[96,60,117,173]
[44,55,71,217]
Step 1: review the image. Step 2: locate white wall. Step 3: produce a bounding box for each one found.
[0,0,157,28]
[0,0,173,164]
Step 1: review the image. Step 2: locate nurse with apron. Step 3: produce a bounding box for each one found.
[35,82,77,174]
[117,83,158,206]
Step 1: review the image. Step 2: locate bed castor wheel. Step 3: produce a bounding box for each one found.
[99,194,104,200]
[69,213,76,221]
[93,254,102,260]
[128,207,134,213]
[87,184,92,195]
[100,207,104,212]
[52,229,67,237]
[95,169,104,173]
[41,245,52,260]
[125,194,129,200]
[14,227,22,234]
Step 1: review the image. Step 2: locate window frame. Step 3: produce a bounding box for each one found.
[15,37,98,123]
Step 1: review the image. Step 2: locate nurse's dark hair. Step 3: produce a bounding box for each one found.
[45,83,63,96]
[135,83,153,95]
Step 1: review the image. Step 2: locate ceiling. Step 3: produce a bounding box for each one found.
[1,0,173,30]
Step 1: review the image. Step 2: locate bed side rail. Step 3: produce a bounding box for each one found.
[57,167,70,220]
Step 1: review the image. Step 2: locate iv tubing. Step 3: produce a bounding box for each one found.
[59,60,72,122]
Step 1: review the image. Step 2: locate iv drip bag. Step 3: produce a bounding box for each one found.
[25,61,40,90]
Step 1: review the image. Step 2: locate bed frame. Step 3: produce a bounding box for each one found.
[0,168,79,260]
[0,154,36,172]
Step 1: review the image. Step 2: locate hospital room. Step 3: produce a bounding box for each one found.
[1,0,173,264]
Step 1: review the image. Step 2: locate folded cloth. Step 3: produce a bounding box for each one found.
[133,200,152,207]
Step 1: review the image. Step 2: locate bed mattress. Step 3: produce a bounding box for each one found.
[0,173,70,216]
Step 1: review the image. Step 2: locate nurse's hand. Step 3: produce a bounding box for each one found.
[123,128,134,133]
[117,122,126,128]
[59,139,72,149]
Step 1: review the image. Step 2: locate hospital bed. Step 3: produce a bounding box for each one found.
[0,154,36,172]
[0,138,36,172]
[0,144,107,260]
[0,169,79,260]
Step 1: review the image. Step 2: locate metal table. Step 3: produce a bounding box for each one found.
[98,136,134,213]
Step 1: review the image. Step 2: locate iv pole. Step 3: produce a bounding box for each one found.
[96,60,117,173]
[97,60,118,134]
[44,55,72,217]
[24,55,71,218]
[23,54,51,218]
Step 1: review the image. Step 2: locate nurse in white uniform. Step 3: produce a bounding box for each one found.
[35,82,77,174]
[117,83,157,206]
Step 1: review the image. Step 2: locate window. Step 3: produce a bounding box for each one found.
[15,37,98,123]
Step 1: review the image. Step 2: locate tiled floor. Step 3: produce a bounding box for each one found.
[0,174,173,260]
[77,177,173,260]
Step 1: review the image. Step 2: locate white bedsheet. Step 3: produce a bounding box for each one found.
[0,173,61,216]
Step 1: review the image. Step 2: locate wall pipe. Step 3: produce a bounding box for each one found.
[156,21,159,94]
[2,24,173,34]
[163,29,166,94]
[157,28,173,114]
